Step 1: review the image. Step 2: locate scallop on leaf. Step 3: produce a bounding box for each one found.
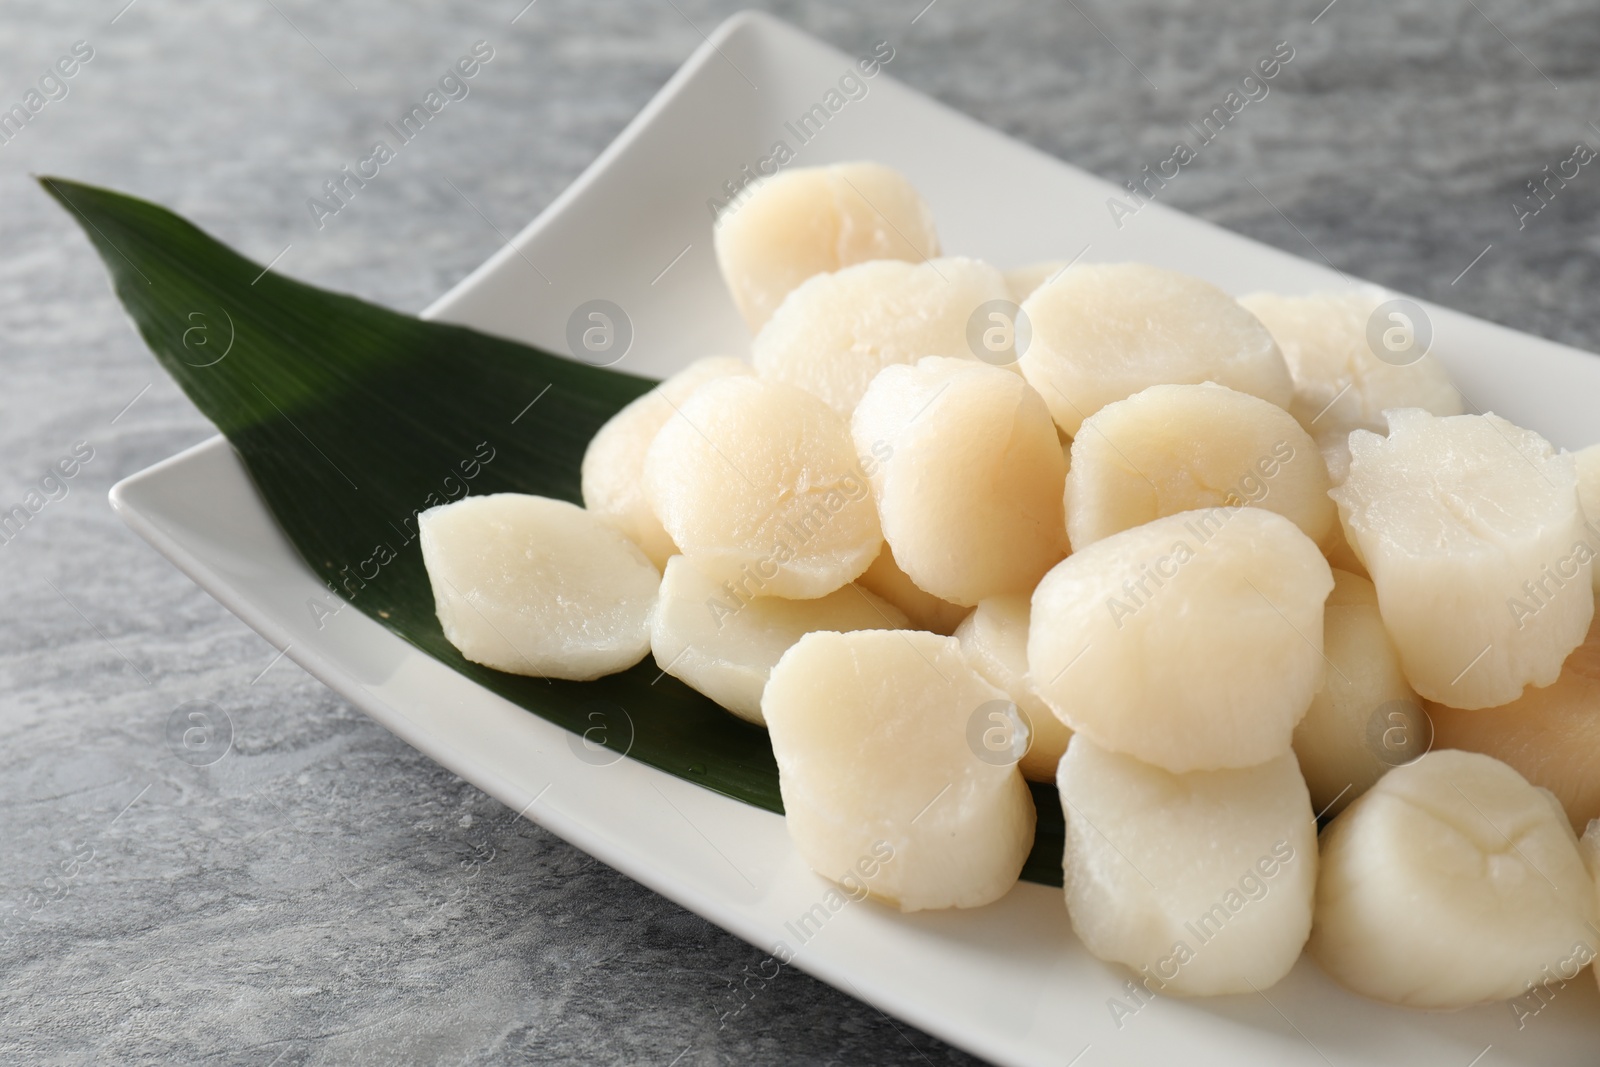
[44,175,1072,886]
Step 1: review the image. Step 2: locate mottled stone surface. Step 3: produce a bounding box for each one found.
[1,1,1597,1064]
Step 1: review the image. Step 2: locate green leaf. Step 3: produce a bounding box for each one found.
[44,176,1065,886]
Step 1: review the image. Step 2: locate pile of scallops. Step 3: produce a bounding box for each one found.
[419,162,1600,1009]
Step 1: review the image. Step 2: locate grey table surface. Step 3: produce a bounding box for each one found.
[2,1,1597,1064]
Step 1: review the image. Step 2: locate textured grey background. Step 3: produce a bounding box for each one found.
[1,1,1596,1064]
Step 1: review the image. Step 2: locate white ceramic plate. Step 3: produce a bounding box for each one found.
[110,11,1600,1065]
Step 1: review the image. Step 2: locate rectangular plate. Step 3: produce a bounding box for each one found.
[110,12,1600,1066]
